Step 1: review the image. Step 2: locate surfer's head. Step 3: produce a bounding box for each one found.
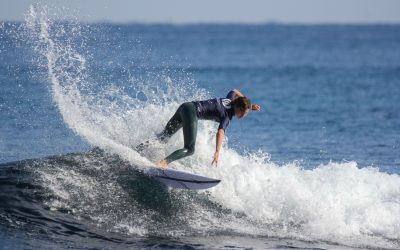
[232,96,251,119]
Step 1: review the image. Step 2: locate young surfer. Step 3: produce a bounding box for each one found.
[137,88,261,168]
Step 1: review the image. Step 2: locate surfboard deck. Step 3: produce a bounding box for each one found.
[146,167,221,190]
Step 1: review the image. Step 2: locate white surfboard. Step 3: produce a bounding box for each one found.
[146,167,221,190]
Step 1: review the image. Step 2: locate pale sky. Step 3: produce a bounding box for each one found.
[1,0,400,24]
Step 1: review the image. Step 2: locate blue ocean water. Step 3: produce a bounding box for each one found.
[2,23,399,171]
[0,6,400,250]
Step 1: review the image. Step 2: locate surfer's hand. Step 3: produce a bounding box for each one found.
[251,104,261,111]
[211,151,219,166]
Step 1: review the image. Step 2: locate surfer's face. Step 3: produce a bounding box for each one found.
[235,108,249,119]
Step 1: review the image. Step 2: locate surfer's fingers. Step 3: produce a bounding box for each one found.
[252,104,261,111]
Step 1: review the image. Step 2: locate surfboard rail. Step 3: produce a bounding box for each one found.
[146,167,221,190]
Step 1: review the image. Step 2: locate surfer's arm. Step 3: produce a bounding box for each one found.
[232,88,244,98]
[212,128,225,166]
[251,104,261,111]
[216,128,224,152]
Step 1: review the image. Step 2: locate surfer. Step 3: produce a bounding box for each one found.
[137,89,261,168]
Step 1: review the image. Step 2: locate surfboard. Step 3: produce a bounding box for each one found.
[146,167,221,190]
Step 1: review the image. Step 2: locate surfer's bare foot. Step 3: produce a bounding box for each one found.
[157,160,168,168]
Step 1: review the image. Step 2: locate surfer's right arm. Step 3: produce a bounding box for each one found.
[212,128,225,166]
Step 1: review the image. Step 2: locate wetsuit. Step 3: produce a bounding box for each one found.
[157,90,237,164]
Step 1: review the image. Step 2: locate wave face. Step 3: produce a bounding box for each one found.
[0,151,247,249]
[1,4,399,249]
[1,150,400,249]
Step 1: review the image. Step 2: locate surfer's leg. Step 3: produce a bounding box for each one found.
[136,106,183,152]
[181,103,198,155]
[156,105,183,143]
[164,102,198,164]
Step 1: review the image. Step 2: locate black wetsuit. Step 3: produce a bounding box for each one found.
[157,90,237,164]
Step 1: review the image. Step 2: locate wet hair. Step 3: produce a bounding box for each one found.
[232,96,251,111]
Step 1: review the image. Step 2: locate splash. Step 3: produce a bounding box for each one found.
[25,5,207,165]
[23,4,400,249]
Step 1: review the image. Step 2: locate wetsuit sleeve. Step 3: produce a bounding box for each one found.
[218,116,231,131]
[226,90,237,101]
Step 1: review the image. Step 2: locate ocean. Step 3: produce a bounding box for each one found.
[0,5,399,250]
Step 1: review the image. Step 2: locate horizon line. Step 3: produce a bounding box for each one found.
[2,19,400,26]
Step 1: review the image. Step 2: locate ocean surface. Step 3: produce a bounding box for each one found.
[1,5,400,250]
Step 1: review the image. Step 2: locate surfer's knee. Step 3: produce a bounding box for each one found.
[184,145,195,156]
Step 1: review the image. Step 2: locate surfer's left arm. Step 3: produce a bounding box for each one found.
[232,88,244,98]
[232,89,261,111]
[212,128,224,166]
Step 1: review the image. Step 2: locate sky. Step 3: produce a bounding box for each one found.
[1,0,400,24]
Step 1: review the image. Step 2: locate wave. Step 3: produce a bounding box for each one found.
[0,150,245,249]
[1,149,400,249]
[0,149,234,235]
[8,4,400,249]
